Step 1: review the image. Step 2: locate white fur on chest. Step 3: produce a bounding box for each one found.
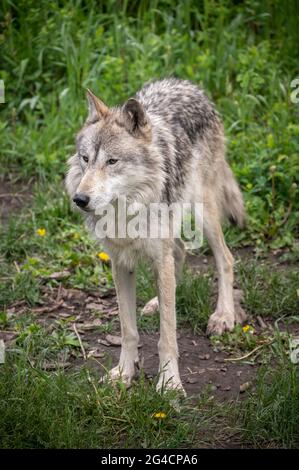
[102,237,162,271]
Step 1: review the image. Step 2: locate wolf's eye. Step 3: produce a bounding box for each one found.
[107,158,118,165]
[81,155,89,163]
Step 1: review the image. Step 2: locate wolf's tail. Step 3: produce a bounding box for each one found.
[221,161,245,228]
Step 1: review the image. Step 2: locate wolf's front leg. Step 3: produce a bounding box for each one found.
[156,242,185,395]
[106,261,139,387]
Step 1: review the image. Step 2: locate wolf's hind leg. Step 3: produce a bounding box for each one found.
[104,261,139,387]
[203,206,244,335]
[142,295,159,315]
[141,239,185,315]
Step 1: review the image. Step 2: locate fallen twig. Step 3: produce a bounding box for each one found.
[32,299,64,314]
[43,362,71,370]
[224,340,273,362]
[56,283,63,302]
[0,193,30,198]
[73,323,87,360]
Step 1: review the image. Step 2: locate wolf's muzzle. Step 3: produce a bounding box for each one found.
[73,193,90,209]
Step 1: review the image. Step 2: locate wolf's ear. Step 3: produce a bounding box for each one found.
[86,89,108,123]
[123,98,148,135]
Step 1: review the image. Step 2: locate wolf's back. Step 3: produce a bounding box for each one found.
[137,78,245,226]
[136,77,219,137]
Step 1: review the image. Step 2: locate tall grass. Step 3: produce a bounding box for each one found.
[1,0,298,246]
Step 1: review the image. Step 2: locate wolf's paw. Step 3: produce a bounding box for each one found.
[207,310,235,336]
[142,296,159,315]
[156,367,186,396]
[101,364,136,388]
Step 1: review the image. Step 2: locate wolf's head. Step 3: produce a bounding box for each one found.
[66,90,164,214]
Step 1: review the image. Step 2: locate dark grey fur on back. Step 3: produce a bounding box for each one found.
[135,78,223,204]
[136,78,219,141]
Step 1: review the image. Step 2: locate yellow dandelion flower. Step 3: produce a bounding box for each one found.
[37,228,46,237]
[98,251,110,262]
[242,325,250,333]
[153,412,167,419]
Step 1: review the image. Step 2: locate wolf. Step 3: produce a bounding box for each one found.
[66,78,245,393]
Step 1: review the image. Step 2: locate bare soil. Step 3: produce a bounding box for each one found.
[2,284,264,399]
[0,175,33,226]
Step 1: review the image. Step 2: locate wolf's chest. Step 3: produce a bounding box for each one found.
[103,237,161,271]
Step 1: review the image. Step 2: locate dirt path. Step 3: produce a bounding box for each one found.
[4,283,262,399]
[83,328,257,399]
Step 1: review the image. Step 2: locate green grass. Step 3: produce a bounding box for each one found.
[1,0,299,248]
[1,329,299,448]
[239,334,299,448]
[0,0,299,449]
[0,355,198,448]
[238,261,299,319]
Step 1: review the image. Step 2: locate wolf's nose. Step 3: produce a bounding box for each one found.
[73,193,90,208]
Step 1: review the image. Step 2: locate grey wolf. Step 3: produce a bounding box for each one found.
[66,78,245,393]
